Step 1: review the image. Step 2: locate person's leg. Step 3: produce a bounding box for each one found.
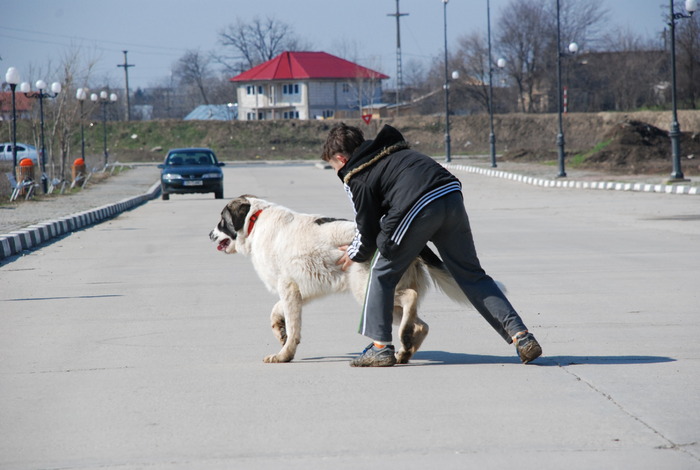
[352,205,445,367]
[430,192,528,343]
[358,203,446,342]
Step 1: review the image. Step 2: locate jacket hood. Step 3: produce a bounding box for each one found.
[338,125,409,184]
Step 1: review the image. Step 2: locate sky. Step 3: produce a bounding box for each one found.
[2,0,676,91]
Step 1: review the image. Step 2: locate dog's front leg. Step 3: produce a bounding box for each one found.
[263,281,302,363]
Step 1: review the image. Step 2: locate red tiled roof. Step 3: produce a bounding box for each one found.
[230,51,389,82]
[0,92,33,113]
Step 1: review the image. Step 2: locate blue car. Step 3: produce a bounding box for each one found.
[158,148,225,200]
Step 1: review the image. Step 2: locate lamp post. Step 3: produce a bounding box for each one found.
[443,0,452,162]
[668,0,698,182]
[76,88,88,161]
[4,67,20,175]
[20,79,62,193]
[486,0,506,168]
[91,91,118,167]
[555,0,579,178]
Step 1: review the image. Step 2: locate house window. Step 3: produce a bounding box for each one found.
[282,83,300,95]
[342,83,350,93]
[322,110,334,118]
[246,112,256,120]
[283,111,299,119]
[246,86,255,95]
[258,86,264,95]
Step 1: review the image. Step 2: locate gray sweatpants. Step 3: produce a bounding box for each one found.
[359,191,528,344]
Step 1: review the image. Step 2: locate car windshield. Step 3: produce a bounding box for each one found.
[167,152,216,165]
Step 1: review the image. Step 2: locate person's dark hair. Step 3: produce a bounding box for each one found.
[321,123,365,161]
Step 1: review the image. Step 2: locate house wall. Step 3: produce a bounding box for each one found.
[236,79,384,121]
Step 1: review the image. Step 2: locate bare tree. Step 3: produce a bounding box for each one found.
[580,29,667,111]
[496,0,550,112]
[453,32,491,112]
[675,8,700,109]
[217,16,308,72]
[173,49,212,105]
[495,0,607,113]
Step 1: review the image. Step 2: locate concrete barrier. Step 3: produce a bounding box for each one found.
[0,181,160,261]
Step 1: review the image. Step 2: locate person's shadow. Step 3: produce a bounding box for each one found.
[300,351,675,366]
[408,350,675,366]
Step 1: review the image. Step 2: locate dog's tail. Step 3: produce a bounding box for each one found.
[418,246,507,307]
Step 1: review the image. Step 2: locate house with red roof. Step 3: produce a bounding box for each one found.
[0,91,33,121]
[230,51,389,121]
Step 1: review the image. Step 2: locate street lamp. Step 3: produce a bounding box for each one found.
[76,88,88,161]
[667,0,697,182]
[442,0,452,162]
[486,0,506,168]
[20,79,62,193]
[4,67,20,175]
[555,0,578,178]
[91,91,118,167]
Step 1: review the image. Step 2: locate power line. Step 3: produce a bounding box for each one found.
[0,25,185,53]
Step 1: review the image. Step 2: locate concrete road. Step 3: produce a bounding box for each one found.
[1,163,699,469]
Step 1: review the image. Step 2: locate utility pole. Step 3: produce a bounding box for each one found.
[387,0,408,116]
[117,50,135,121]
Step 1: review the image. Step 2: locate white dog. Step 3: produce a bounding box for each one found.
[210,195,472,364]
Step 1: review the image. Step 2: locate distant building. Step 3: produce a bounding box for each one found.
[184,104,237,121]
[0,91,32,120]
[230,51,389,121]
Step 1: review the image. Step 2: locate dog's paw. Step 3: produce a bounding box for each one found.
[395,350,413,364]
[263,353,292,363]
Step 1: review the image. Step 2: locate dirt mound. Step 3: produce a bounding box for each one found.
[501,118,700,175]
[582,120,700,174]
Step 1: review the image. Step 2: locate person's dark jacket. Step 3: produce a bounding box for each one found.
[337,125,461,262]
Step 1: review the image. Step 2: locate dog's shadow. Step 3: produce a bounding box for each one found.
[301,351,675,366]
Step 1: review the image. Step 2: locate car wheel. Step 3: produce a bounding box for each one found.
[215,190,224,199]
[162,192,170,200]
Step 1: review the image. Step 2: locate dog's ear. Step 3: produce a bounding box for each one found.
[226,197,252,232]
[217,197,250,239]
[230,201,251,232]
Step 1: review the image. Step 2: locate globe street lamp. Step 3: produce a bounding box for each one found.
[20,79,62,193]
[4,67,21,175]
[443,0,452,163]
[76,88,88,161]
[91,91,118,167]
[667,0,698,182]
[555,0,579,178]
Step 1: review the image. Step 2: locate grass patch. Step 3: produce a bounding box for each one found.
[571,140,612,166]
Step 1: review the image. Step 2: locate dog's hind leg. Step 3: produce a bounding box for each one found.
[264,281,302,363]
[393,289,429,364]
[269,301,287,346]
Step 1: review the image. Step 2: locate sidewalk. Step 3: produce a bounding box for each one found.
[0,164,161,261]
[446,155,700,195]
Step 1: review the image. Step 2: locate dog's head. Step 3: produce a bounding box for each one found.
[209,195,257,254]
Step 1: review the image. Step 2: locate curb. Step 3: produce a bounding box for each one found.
[444,163,699,196]
[0,182,161,262]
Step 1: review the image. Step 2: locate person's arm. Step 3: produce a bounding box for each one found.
[345,182,381,263]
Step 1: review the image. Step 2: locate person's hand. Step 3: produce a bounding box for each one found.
[337,245,354,271]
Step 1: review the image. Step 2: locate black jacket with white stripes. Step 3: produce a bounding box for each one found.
[337,125,461,263]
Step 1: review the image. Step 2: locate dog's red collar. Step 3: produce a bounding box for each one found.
[247,210,263,237]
